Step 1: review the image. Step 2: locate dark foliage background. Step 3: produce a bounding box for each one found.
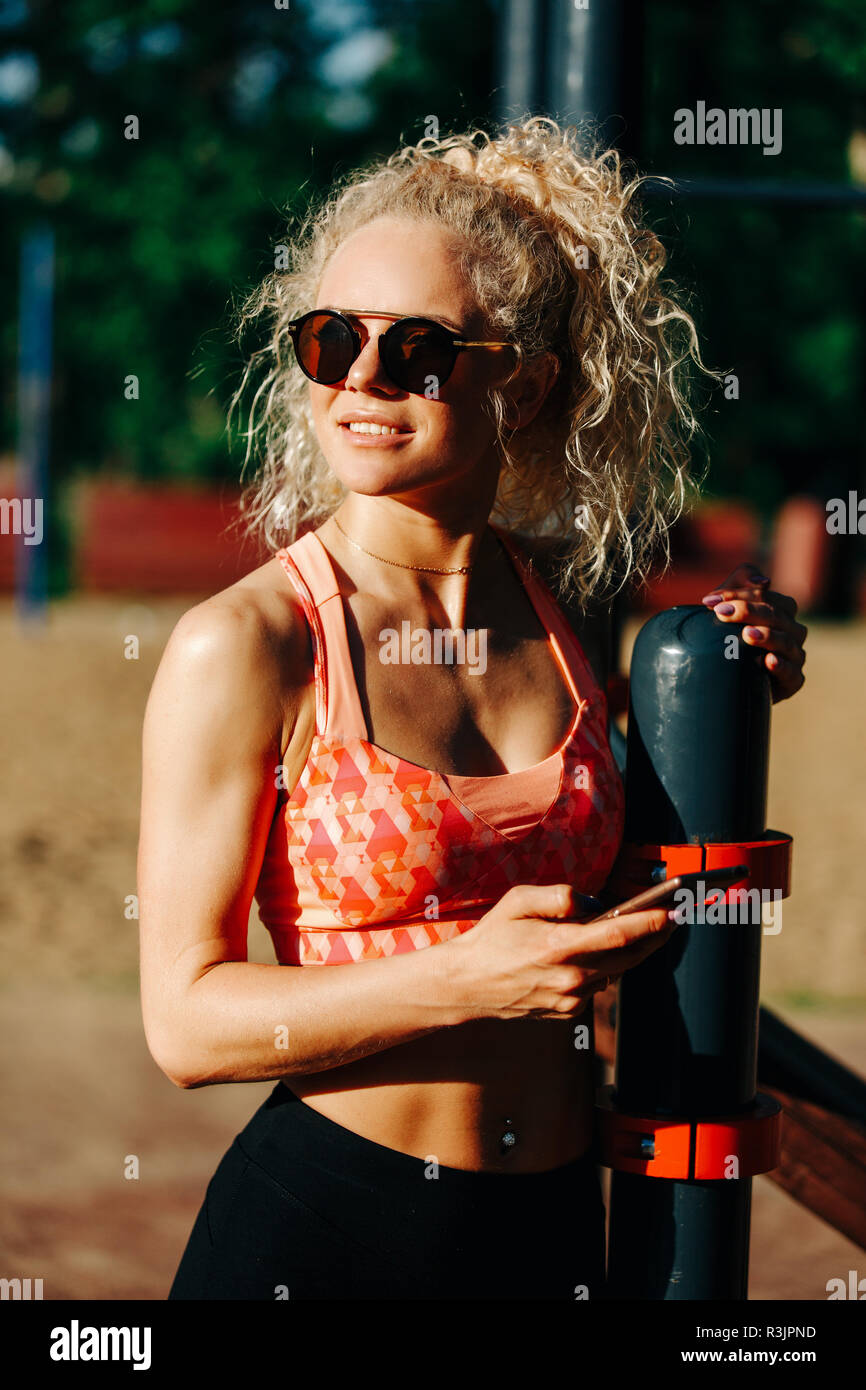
[0,0,863,585]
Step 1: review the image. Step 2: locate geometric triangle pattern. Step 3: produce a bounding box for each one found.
[255,686,625,966]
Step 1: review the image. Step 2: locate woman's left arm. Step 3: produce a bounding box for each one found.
[700,564,808,704]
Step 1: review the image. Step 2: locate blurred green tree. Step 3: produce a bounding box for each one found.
[0,0,495,492]
[0,0,862,577]
[641,0,865,526]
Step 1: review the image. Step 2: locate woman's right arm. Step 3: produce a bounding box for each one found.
[138,589,477,1089]
[138,588,675,1090]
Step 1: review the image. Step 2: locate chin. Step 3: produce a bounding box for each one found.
[325,462,407,495]
[325,453,450,498]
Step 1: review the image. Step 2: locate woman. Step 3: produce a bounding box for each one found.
[139,118,807,1301]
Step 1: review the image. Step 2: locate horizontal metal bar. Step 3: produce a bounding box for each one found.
[759,1005,866,1125]
[641,176,866,208]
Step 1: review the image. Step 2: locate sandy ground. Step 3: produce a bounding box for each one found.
[0,595,863,1300]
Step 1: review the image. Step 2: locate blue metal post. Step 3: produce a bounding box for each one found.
[16,223,54,625]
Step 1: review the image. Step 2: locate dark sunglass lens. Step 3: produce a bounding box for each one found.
[382,322,454,394]
[296,313,355,383]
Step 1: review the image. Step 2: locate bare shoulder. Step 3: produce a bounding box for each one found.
[504,530,612,688]
[163,557,307,672]
[145,555,313,747]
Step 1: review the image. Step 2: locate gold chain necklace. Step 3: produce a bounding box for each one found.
[331,514,477,575]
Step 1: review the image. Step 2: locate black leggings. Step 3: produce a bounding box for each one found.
[169,1081,606,1301]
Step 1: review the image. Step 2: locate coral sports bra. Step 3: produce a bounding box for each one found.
[254,523,625,966]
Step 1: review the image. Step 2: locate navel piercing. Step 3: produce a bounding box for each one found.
[500,1118,517,1154]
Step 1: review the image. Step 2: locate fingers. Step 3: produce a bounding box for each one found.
[763,652,806,701]
[701,563,770,600]
[532,967,613,1018]
[504,882,603,922]
[741,616,806,668]
[764,588,799,620]
[503,883,574,919]
[588,973,612,995]
[703,593,805,636]
[700,586,808,703]
[551,907,676,973]
[570,934,676,980]
[541,947,648,1016]
[504,902,678,1019]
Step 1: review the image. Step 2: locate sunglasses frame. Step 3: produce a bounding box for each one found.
[286,308,522,393]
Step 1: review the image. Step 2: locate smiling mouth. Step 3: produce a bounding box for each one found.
[339,419,414,436]
[339,421,413,436]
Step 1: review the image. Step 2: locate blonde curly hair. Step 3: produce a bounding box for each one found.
[229,115,719,603]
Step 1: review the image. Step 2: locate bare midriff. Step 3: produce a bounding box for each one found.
[282,1015,596,1173]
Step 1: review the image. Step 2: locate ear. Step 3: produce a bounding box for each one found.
[502,351,560,430]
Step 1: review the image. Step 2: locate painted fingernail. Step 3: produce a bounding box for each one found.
[744,626,763,640]
[666,909,681,923]
[701,593,723,605]
[716,602,736,615]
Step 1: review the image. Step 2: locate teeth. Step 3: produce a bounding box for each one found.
[345,421,404,435]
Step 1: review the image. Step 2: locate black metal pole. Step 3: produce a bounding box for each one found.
[497,0,644,163]
[496,0,548,119]
[605,604,772,1300]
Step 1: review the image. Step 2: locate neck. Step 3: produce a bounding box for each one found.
[337,495,493,565]
[322,499,505,631]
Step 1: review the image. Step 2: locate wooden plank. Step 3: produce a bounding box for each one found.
[762,1087,866,1250]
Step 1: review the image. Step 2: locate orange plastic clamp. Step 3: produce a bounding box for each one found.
[608,831,792,903]
[594,1085,782,1179]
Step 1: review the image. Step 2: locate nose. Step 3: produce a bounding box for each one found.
[344,320,400,395]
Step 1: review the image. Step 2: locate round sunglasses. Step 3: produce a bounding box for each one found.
[286,308,521,395]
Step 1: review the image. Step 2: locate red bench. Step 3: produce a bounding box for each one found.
[72,481,268,593]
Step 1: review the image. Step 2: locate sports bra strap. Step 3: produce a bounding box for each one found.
[490,524,601,708]
[277,524,602,742]
[276,532,369,740]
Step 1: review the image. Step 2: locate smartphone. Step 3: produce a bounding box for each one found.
[587,865,751,923]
